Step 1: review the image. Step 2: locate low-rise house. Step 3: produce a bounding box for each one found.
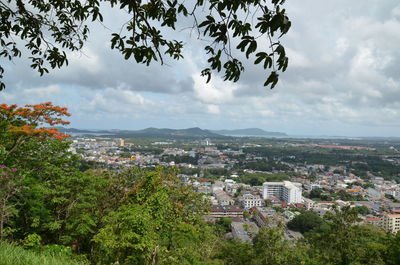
[364,217,382,227]
[303,198,314,210]
[214,190,235,206]
[387,202,400,213]
[250,207,283,228]
[209,205,243,218]
[284,211,301,221]
[225,183,239,196]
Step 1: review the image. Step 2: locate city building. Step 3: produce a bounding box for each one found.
[209,205,243,218]
[381,213,400,234]
[214,190,235,206]
[250,207,283,228]
[262,181,302,204]
[364,217,382,227]
[239,193,263,209]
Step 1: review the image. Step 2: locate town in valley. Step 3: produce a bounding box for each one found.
[68,127,400,242]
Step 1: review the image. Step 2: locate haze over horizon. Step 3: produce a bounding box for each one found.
[1,0,400,137]
[63,126,400,139]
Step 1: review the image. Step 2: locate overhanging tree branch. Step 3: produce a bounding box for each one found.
[0,0,291,91]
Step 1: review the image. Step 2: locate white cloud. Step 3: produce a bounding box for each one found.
[335,38,349,57]
[286,48,311,68]
[79,87,153,114]
[2,0,400,136]
[192,74,237,104]
[67,48,103,74]
[392,5,400,17]
[206,104,220,114]
[24,85,62,97]
[0,84,62,103]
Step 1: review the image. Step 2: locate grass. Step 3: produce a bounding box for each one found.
[0,241,88,265]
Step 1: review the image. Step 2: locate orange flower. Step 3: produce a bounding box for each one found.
[4,102,71,141]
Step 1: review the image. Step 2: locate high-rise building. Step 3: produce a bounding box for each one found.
[118,138,125,147]
[262,181,302,204]
[381,213,400,234]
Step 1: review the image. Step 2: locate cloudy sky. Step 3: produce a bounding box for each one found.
[1,0,400,137]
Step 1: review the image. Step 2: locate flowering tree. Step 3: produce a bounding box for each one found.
[0,102,74,240]
[0,102,71,163]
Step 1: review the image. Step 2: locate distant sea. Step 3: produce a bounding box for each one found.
[69,132,113,136]
[224,134,362,140]
[286,135,363,140]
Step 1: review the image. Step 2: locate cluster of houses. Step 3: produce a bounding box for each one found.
[190,174,400,242]
[71,136,400,238]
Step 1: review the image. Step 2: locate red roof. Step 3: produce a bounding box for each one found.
[198,178,212,182]
[365,218,381,222]
[387,214,400,218]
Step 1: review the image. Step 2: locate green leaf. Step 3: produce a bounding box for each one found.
[264,71,279,89]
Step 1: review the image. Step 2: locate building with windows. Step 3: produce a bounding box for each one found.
[239,194,263,209]
[209,205,243,218]
[214,190,235,206]
[262,181,302,204]
[381,213,400,234]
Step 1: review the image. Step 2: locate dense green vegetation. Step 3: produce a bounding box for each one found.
[306,188,366,202]
[218,207,400,265]
[1,103,217,264]
[0,241,87,265]
[287,211,325,234]
[237,172,290,186]
[237,160,290,171]
[161,154,199,165]
[244,146,400,180]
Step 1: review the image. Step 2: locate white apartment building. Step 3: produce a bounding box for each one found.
[262,181,302,204]
[240,194,263,209]
[381,213,400,234]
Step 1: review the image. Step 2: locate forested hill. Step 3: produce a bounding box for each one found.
[59,127,228,139]
[58,127,287,138]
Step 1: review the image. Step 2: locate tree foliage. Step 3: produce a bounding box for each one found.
[305,206,388,265]
[0,0,291,90]
[287,211,325,234]
[0,165,23,238]
[92,167,217,265]
[0,103,218,263]
[215,228,312,265]
[0,102,73,240]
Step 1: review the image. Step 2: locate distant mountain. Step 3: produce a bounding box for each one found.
[120,127,225,139]
[211,128,287,136]
[58,127,286,138]
[59,127,226,139]
[57,128,111,134]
